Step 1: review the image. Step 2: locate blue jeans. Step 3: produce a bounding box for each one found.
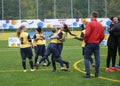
[84,43,100,76]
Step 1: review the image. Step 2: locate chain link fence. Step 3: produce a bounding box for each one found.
[0,0,120,20]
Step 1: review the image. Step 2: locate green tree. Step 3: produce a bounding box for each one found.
[107,0,120,17]
[21,0,36,19]
[4,0,19,19]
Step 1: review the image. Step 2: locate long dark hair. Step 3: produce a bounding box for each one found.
[63,24,76,36]
[17,25,25,37]
[36,26,42,33]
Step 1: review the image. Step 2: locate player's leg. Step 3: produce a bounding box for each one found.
[20,48,27,72]
[34,45,39,65]
[52,44,65,70]
[51,54,57,72]
[57,44,63,55]
[27,47,34,71]
[22,57,26,72]
[40,45,47,66]
[57,44,69,69]
[36,44,51,69]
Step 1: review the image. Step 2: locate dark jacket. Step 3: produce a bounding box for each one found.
[107,24,118,47]
[109,23,120,38]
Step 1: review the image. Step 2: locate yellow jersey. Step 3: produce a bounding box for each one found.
[50,32,58,44]
[36,33,45,45]
[19,32,31,48]
[57,30,66,44]
[33,40,37,46]
[81,30,85,47]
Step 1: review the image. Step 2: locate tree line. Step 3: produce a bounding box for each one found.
[0,0,120,20]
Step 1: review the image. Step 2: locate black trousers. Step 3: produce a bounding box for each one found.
[106,45,117,68]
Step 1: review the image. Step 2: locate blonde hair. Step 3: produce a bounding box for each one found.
[17,25,25,37]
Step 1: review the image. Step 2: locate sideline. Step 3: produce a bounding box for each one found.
[0,69,51,73]
[74,59,120,83]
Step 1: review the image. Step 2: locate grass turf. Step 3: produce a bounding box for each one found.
[0,39,120,86]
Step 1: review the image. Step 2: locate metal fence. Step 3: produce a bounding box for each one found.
[0,0,120,20]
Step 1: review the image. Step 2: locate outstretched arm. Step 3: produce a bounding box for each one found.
[67,29,76,36]
[50,34,59,39]
[74,36,83,41]
[74,31,84,41]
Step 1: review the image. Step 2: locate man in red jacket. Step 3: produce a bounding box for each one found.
[83,12,105,78]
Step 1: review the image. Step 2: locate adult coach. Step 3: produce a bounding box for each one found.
[109,20,120,68]
[83,12,105,78]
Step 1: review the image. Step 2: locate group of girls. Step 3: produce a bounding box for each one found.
[17,24,76,72]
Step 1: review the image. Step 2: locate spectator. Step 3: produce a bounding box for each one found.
[83,12,104,78]
[106,17,119,72]
[109,18,120,69]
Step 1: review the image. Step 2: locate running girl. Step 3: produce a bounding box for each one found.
[36,28,67,71]
[51,24,76,72]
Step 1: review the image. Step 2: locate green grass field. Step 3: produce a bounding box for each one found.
[0,39,120,86]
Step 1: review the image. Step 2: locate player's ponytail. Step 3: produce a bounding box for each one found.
[17,25,25,37]
[63,24,76,36]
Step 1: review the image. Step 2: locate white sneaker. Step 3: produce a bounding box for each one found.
[31,69,35,72]
[43,63,47,66]
[23,70,27,72]
[37,62,39,64]
[60,67,65,70]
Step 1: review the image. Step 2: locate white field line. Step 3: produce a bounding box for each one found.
[0,46,107,49]
[0,46,107,50]
[0,46,107,52]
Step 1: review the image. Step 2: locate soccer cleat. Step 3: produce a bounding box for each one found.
[106,68,114,72]
[35,62,40,69]
[34,64,36,67]
[61,67,68,71]
[31,69,35,72]
[23,70,27,72]
[66,62,69,68]
[43,63,47,66]
[111,67,118,71]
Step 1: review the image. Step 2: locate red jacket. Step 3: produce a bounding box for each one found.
[84,19,105,43]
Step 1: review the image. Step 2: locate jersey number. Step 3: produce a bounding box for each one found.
[20,37,24,44]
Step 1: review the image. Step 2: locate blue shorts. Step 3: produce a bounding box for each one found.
[20,47,33,59]
[45,43,60,58]
[36,44,46,57]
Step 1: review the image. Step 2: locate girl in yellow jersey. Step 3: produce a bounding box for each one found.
[17,25,34,72]
[51,24,76,72]
[33,27,49,66]
[36,28,67,71]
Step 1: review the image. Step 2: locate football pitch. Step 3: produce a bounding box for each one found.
[0,39,120,86]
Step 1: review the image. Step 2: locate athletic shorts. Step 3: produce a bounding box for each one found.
[36,44,46,57]
[20,47,33,59]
